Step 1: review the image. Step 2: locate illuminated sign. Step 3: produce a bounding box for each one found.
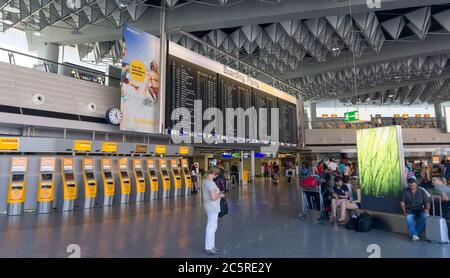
[0,137,19,151]
[74,140,92,152]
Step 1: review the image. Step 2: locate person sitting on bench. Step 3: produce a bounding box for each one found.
[330,176,349,224]
[400,178,430,241]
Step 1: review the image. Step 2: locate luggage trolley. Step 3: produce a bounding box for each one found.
[298,175,325,221]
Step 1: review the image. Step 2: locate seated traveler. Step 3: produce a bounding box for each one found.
[400,178,430,241]
[330,176,349,224]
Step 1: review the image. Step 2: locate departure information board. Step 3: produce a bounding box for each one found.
[167,55,217,132]
[166,55,297,144]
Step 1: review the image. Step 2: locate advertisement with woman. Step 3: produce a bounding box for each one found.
[120,25,160,133]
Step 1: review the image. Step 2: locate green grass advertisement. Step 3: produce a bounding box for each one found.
[357,126,404,198]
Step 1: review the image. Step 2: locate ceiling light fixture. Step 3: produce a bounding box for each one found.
[1,19,13,25]
[118,1,129,8]
[4,6,20,13]
[33,31,41,36]
[331,47,340,51]
[71,29,83,35]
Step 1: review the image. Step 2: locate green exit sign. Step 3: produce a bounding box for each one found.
[232,153,241,158]
[344,111,371,123]
[344,111,359,122]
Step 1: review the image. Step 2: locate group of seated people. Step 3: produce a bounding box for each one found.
[305,170,361,224]
[327,176,361,224]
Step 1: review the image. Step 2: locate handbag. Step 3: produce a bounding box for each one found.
[219,198,228,218]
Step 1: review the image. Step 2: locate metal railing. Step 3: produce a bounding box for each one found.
[0,47,121,88]
[306,118,445,130]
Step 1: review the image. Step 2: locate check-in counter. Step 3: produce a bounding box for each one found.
[80,158,97,209]
[146,158,159,200]
[181,158,192,196]
[170,159,182,196]
[59,157,77,211]
[7,157,28,216]
[118,157,131,204]
[158,159,171,198]
[37,157,56,214]
[100,158,115,206]
[132,158,146,202]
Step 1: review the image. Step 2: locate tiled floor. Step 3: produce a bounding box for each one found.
[0,178,449,258]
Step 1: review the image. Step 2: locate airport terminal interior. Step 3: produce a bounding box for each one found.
[0,0,449,259]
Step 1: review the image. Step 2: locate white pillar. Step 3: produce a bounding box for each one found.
[158,0,168,134]
[37,43,59,73]
[250,150,255,183]
[240,150,244,186]
[310,102,317,129]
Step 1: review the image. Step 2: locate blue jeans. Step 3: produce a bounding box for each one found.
[406,212,427,237]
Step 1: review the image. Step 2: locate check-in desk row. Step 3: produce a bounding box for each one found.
[0,156,193,216]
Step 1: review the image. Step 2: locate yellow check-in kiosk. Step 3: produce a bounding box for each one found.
[181,158,192,195]
[132,158,146,202]
[61,157,77,211]
[170,159,182,196]
[158,159,171,198]
[37,157,56,214]
[81,158,97,209]
[118,157,131,204]
[146,158,159,199]
[7,157,28,216]
[100,158,115,206]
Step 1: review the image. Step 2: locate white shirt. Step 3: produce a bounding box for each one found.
[328,162,338,171]
[202,179,220,214]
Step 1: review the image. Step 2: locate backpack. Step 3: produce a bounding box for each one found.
[346,215,359,231]
[219,198,228,218]
[301,176,318,188]
[357,212,373,232]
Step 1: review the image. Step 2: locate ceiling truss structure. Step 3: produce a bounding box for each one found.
[2,0,450,104]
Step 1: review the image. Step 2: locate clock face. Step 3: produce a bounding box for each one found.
[107,108,122,125]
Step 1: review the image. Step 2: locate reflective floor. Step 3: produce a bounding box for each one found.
[0,178,449,258]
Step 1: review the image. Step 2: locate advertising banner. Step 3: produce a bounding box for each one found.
[357,126,405,213]
[120,25,160,133]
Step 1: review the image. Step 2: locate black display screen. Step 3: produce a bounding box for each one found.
[41,173,53,182]
[173,169,180,176]
[12,174,24,182]
[85,172,95,180]
[120,171,129,179]
[104,171,112,178]
[166,55,218,131]
[217,75,253,138]
[136,171,143,178]
[149,170,156,176]
[65,172,74,182]
[161,169,168,176]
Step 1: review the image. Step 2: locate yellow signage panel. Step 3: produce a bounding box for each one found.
[101,142,117,153]
[0,137,19,151]
[179,146,189,155]
[74,140,92,152]
[155,145,166,154]
[135,144,148,153]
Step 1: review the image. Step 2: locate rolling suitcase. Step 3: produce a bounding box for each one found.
[426,195,450,243]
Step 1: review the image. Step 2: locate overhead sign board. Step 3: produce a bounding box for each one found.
[344,111,371,123]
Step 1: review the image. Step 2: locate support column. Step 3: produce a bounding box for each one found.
[435,102,443,129]
[240,150,244,186]
[159,0,168,134]
[310,102,317,129]
[250,150,255,184]
[37,43,59,73]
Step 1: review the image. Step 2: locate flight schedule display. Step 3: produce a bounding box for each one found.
[278,100,298,144]
[167,55,217,132]
[166,55,297,144]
